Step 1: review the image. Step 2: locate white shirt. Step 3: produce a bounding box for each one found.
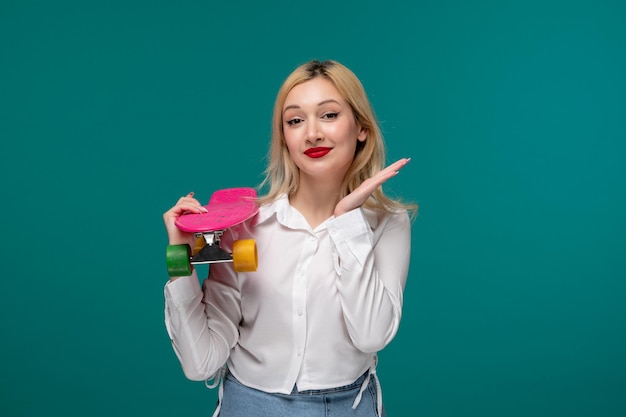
[164,194,411,394]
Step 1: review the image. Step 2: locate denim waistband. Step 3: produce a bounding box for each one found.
[288,371,368,395]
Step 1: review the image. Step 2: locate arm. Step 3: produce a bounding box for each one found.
[328,208,411,353]
[164,263,241,380]
[330,157,412,352]
[163,193,242,380]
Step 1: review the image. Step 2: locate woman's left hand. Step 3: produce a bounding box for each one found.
[334,157,411,217]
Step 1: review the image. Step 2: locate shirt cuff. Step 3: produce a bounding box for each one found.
[327,208,371,242]
[327,208,373,272]
[164,270,202,309]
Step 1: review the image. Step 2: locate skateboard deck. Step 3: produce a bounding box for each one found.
[175,187,258,233]
[166,187,259,276]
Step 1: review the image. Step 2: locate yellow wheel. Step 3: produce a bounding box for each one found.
[232,239,257,272]
[193,236,205,255]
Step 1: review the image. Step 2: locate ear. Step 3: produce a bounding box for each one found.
[357,127,368,142]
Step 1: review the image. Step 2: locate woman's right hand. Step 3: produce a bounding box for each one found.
[163,192,208,246]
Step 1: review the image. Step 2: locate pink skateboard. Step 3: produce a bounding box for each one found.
[166,188,259,276]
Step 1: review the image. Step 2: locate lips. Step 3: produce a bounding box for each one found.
[304,147,332,158]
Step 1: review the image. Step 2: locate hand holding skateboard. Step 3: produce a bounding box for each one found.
[163,191,207,247]
[165,188,259,277]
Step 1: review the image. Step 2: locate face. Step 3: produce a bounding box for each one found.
[282,77,367,185]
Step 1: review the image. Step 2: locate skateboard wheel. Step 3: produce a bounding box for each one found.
[232,239,257,272]
[193,236,205,256]
[166,244,192,277]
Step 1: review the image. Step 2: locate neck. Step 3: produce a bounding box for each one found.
[289,175,342,229]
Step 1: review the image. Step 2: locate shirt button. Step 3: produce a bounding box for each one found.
[310,235,316,241]
[297,349,302,356]
[297,308,303,316]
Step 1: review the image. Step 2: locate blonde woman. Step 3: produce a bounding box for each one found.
[163,60,416,417]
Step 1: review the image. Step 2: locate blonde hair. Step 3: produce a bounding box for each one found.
[259,59,416,215]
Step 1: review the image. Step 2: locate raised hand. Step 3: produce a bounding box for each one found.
[163,192,208,246]
[334,158,411,217]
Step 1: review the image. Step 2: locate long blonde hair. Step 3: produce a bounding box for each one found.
[259,59,416,215]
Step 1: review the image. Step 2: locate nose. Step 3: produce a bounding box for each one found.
[305,119,323,143]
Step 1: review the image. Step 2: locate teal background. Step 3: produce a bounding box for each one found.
[1,0,625,416]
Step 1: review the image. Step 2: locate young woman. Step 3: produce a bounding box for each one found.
[163,59,416,417]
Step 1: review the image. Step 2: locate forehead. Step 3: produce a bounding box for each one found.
[283,77,345,109]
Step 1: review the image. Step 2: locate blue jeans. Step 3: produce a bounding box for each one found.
[218,372,385,417]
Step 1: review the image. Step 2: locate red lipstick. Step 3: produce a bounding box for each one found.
[304,147,331,158]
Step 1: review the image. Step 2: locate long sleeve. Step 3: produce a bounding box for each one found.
[164,232,242,381]
[327,208,411,353]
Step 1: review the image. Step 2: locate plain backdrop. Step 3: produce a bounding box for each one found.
[1,1,625,416]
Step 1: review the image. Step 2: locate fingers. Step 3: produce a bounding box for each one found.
[177,192,208,212]
[163,192,208,246]
[366,157,411,189]
[163,192,208,221]
[379,157,411,177]
[176,192,202,207]
[334,158,411,217]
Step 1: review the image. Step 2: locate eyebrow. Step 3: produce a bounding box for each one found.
[283,99,342,114]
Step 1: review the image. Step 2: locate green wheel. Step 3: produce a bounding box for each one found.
[166,244,192,277]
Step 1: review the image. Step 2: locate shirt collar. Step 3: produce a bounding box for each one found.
[256,194,309,231]
[255,194,381,231]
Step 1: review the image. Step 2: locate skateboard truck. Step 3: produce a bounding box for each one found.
[166,234,257,276]
[191,232,232,264]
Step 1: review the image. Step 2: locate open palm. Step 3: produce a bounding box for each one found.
[334,158,410,217]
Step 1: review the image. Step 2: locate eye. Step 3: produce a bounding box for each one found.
[322,112,339,120]
[286,117,303,126]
